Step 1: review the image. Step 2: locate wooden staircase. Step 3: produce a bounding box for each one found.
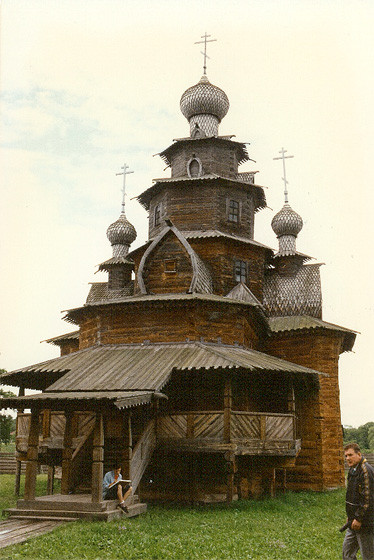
[130,419,156,494]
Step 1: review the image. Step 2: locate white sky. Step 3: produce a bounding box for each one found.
[1,0,373,427]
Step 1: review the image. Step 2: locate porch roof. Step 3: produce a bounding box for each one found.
[0,391,156,410]
[0,341,326,394]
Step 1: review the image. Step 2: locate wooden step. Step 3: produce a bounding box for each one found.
[123,503,147,518]
[6,508,121,521]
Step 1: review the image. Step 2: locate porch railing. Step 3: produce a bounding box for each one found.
[157,411,296,450]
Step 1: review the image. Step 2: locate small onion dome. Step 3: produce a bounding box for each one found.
[271,204,303,238]
[107,212,137,247]
[180,75,229,123]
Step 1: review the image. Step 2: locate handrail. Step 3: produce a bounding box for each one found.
[162,411,294,417]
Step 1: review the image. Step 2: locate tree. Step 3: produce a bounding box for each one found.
[368,426,374,451]
[343,422,374,451]
[0,371,17,446]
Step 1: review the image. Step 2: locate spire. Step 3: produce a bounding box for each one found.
[271,148,303,257]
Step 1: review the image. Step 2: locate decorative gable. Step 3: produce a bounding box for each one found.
[137,224,213,295]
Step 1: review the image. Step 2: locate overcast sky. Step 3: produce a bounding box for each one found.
[1,0,373,427]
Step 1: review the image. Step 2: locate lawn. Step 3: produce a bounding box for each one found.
[0,475,347,560]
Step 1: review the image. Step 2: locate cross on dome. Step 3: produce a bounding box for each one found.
[116,163,134,215]
[273,147,294,204]
[194,32,217,75]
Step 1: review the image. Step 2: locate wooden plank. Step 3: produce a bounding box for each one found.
[0,519,67,549]
[61,412,73,495]
[91,413,104,503]
[24,410,39,501]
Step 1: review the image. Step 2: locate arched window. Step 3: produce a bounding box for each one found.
[187,157,202,178]
[154,204,161,227]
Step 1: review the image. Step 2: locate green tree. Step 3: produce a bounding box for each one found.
[0,370,17,446]
[343,422,374,451]
[368,426,374,451]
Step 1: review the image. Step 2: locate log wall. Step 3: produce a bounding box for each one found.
[79,301,262,350]
[148,183,256,240]
[170,141,239,179]
[265,330,345,490]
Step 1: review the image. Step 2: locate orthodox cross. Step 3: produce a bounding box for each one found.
[195,32,217,75]
[116,163,134,214]
[273,147,294,204]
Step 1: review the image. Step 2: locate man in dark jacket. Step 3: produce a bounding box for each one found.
[343,443,374,560]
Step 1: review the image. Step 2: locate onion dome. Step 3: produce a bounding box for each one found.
[271,204,303,238]
[180,75,229,137]
[107,212,137,257]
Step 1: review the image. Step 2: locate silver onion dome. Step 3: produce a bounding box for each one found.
[107,212,137,257]
[271,204,303,238]
[180,75,229,136]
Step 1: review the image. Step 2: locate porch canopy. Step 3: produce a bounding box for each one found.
[0,341,325,408]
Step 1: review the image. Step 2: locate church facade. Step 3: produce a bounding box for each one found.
[1,66,356,519]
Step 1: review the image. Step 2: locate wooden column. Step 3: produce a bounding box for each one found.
[225,451,235,504]
[42,409,51,440]
[260,415,267,442]
[14,458,22,497]
[14,386,25,497]
[47,466,55,495]
[24,409,40,501]
[223,376,232,444]
[61,411,74,495]
[288,378,296,439]
[270,468,276,498]
[121,412,132,481]
[91,412,104,503]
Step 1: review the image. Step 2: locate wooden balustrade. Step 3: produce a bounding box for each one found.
[157,411,297,455]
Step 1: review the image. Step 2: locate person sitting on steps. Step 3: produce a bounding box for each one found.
[102,463,132,513]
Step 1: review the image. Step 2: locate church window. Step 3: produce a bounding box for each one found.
[164,259,177,273]
[187,156,202,178]
[228,200,240,223]
[234,260,247,283]
[154,204,161,226]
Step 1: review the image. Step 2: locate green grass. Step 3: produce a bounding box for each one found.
[0,476,347,560]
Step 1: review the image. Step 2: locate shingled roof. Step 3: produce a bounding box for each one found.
[0,341,326,394]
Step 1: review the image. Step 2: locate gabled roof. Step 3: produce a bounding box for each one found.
[225,282,264,308]
[0,341,326,393]
[269,315,357,352]
[137,224,213,295]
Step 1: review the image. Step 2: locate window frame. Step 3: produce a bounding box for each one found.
[234,259,247,283]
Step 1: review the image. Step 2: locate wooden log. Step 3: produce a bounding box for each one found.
[91,412,104,503]
[47,465,55,495]
[225,452,235,504]
[61,411,73,495]
[14,459,22,497]
[260,415,266,442]
[121,412,132,481]
[24,409,40,501]
[42,410,51,439]
[223,377,232,444]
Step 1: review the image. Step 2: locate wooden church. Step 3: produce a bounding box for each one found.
[1,55,356,520]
